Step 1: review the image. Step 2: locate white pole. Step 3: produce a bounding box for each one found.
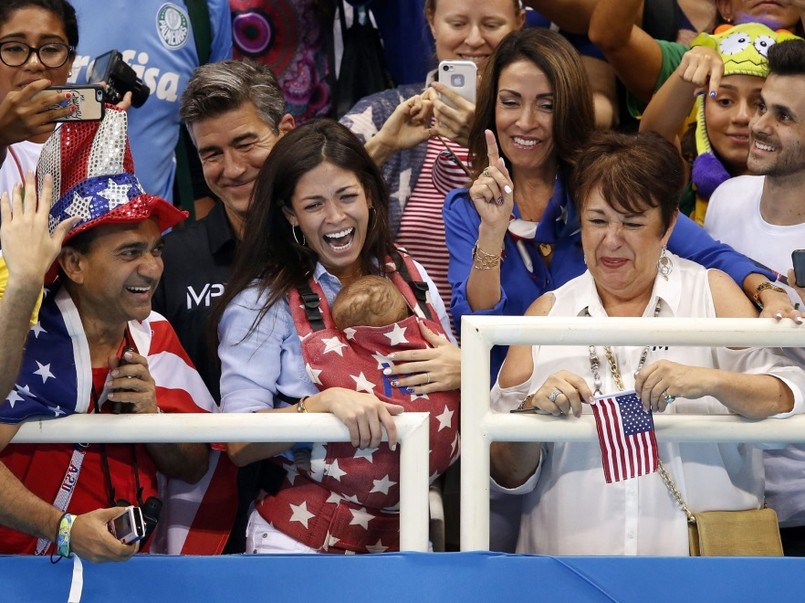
[459,315,805,552]
[398,412,430,551]
[14,412,432,552]
[460,316,493,551]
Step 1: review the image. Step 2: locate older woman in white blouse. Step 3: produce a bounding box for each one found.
[491,130,805,556]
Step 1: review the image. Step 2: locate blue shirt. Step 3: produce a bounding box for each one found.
[443,175,774,380]
[218,261,454,415]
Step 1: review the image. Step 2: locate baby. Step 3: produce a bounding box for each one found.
[332,275,410,330]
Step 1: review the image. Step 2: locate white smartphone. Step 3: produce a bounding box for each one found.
[437,60,477,107]
[109,505,146,545]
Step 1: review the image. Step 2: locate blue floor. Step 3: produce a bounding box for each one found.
[4,552,805,602]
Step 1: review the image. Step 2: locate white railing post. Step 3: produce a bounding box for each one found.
[460,317,493,551]
[459,315,805,552]
[398,411,430,551]
[14,412,431,552]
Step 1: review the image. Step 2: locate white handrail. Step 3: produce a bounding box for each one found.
[13,412,431,552]
[460,315,805,551]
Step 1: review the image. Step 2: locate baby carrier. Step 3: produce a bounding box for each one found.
[256,250,460,553]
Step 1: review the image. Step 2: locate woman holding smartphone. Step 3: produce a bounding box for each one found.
[0,0,79,201]
[340,0,525,330]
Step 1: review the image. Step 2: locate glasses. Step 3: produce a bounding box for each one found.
[0,41,74,69]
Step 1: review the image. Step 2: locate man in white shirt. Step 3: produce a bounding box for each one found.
[705,38,805,556]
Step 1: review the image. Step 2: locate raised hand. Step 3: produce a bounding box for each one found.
[428,82,475,147]
[1,172,78,287]
[676,45,724,99]
[0,80,74,147]
[468,129,514,237]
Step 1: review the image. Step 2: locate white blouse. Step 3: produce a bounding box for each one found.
[492,255,805,555]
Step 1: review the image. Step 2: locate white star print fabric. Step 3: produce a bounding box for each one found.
[256,253,459,554]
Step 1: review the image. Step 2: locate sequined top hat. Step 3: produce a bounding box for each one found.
[38,105,187,243]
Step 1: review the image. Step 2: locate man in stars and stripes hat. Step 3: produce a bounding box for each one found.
[0,106,235,560]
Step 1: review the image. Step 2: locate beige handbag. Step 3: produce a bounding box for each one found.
[659,462,783,556]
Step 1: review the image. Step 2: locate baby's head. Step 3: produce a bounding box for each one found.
[332,275,410,330]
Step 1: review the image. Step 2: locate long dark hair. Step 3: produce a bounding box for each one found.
[212,119,395,339]
[468,28,594,178]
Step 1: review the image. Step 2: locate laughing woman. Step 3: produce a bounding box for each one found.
[214,120,460,554]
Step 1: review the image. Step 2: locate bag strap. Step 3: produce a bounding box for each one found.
[389,248,431,320]
[173,0,213,219]
[657,460,696,524]
[34,445,89,554]
[184,0,212,64]
[297,282,326,332]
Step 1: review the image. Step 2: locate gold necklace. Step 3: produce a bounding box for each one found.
[585,299,662,394]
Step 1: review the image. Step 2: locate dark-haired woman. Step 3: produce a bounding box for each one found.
[215,120,460,554]
[0,0,78,199]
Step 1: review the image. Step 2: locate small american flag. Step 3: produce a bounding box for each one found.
[591,390,658,483]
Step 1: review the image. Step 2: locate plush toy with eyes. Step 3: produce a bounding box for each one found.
[689,23,800,223]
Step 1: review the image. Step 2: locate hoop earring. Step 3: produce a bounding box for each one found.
[657,247,673,280]
[368,206,377,229]
[292,225,306,246]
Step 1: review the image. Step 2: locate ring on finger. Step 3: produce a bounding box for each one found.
[663,392,676,405]
[482,167,490,177]
[426,373,431,384]
[547,388,562,403]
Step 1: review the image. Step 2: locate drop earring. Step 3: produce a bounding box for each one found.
[657,247,673,280]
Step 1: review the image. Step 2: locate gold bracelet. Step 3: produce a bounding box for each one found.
[297,396,309,413]
[753,281,786,308]
[472,241,502,271]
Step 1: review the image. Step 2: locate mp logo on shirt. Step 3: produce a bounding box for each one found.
[157,3,190,50]
[186,283,225,309]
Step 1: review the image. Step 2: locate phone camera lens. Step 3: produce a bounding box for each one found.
[442,65,449,71]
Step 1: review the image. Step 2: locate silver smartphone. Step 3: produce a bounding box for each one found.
[437,59,477,107]
[110,505,146,545]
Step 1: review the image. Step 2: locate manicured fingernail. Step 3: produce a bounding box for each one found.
[797,316,803,325]
[775,312,783,320]
[709,90,717,98]
[390,380,399,388]
[504,185,512,194]
[383,367,392,376]
[404,387,415,394]
[388,353,396,360]
[390,444,397,451]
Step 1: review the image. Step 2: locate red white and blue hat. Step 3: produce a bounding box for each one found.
[38,105,187,243]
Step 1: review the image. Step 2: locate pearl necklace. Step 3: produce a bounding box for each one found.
[585,299,663,394]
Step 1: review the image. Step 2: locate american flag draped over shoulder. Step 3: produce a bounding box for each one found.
[591,390,659,484]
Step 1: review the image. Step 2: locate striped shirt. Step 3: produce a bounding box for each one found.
[395,136,470,336]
